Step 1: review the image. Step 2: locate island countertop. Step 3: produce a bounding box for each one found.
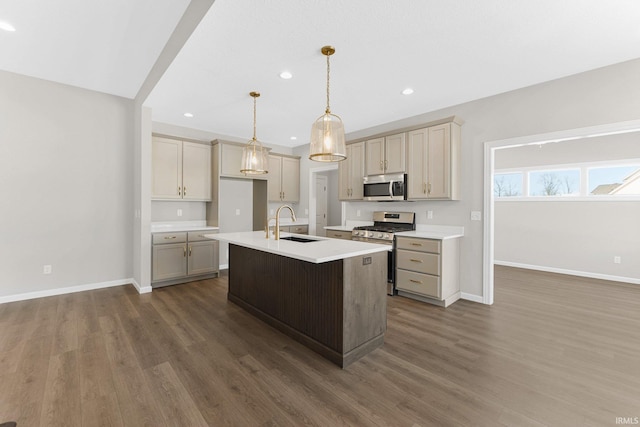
[205,230,389,264]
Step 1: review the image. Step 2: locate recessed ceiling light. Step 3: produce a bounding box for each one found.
[402,88,414,95]
[280,71,293,80]
[290,136,297,140]
[0,21,16,32]
[183,112,194,118]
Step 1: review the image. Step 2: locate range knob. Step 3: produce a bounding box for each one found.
[377,233,383,238]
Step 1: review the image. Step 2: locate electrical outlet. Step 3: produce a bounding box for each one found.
[614,256,621,264]
[356,210,361,217]
[427,210,433,219]
[270,209,274,215]
[235,209,240,216]
[362,256,372,265]
[471,211,482,221]
[177,209,183,217]
[43,265,52,274]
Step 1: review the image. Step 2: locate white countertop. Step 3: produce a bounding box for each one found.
[151,221,219,233]
[204,231,390,263]
[396,225,464,240]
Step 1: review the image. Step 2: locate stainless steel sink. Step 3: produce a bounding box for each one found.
[280,236,319,243]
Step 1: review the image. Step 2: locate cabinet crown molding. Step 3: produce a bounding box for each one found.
[346,115,463,145]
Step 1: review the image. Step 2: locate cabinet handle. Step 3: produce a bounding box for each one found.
[183,186,187,196]
[189,246,192,256]
[164,236,177,240]
[410,259,423,263]
[380,160,383,171]
[409,279,423,284]
[410,242,423,246]
[427,183,431,195]
[384,160,388,170]
[423,183,426,194]
[178,186,182,196]
[183,246,187,257]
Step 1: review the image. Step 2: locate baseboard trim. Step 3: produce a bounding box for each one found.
[494,261,640,285]
[131,278,152,294]
[460,292,484,303]
[219,263,229,270]
[0,278,135,304]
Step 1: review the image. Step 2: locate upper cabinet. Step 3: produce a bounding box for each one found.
[267,154,300,203]
[152,136,211,201]
[365,133,406,175]
[339,142,365,200]
[407,122,461,200]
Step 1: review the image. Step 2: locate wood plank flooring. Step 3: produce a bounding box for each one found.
[1,266,639,426]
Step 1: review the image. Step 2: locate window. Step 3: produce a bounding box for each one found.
[494,173,522,197]
[588,165,640,195]
[529,169,580,196]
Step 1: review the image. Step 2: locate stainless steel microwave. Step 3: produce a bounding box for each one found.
[363,173,407,201]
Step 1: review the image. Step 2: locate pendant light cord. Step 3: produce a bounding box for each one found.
[326,53,331,114]
[253,95,257,141]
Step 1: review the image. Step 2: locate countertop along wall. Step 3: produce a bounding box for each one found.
[0,70,135,301]
[296,58,640,300]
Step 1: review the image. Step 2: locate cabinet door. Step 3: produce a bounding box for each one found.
[365,137,385,176]
[187,240,219,276]
[182,142,211,201]
[338,145,351,200]
[152,243,187,282]
[427,124,451,199]
[349,142,365,199]
[407,129,428,199]
[220,144,246,178]
[281,156,300,202]
[152,137,182,199]
[384,133,406,174]
[267,155,282,201]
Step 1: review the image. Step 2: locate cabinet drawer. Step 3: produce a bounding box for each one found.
[328,230,353,240]
[289,225,308,234]
[396,237,440,253]
[152,232,187,244]
[396,249,440,275]
[187,230,216,242]
[396,269,440,299]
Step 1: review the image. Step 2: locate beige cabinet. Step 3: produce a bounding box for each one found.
[152,136,211,201]
[267,154,300,202]
[339,142,365,200]
[395,236,460,307]
[407,122,460,200]
[326,229,353,240]
[152,231,219,286]
[365,133,406,175]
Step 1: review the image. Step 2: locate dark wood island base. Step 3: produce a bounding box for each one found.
[227,244,387,368]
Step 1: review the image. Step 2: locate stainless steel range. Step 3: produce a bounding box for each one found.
[352,211,415,295]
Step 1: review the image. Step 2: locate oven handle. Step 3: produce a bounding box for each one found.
[389,180,394,197]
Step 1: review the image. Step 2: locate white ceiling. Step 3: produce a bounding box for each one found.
[3,1,640,148]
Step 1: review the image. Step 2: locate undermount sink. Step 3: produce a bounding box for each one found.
[280,236,320,243]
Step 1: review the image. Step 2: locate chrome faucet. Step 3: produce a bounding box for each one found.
[274,204,296,240]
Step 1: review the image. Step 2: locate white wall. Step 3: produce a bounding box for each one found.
[296,58,640,298]
[217,178,254,267]
[495,201,639,281]
[0,70,135,300]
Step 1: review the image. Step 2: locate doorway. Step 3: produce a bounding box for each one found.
[308,164,341,236]
[483,119,640,305]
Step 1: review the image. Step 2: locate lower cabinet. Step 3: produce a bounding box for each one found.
[152,231,219,287]
[395,235,460,307]
[326,230,353,240]
[277,224,308,235]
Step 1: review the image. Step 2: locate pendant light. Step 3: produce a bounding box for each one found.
[240,91,269,174]
[309,46,347,162]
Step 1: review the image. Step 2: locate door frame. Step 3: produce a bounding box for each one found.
[483,119,640,305]
[308,164,340,236]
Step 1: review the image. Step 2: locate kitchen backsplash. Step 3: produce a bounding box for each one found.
[151,200,207,222]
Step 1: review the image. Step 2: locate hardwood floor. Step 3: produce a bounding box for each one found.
[1,266,639,426]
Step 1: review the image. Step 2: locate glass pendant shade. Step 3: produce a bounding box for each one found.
[309,45,347,162]
[240,91,268,174]
[240,138,268,174]
[309,111,346,162]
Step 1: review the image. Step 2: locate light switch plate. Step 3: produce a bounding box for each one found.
[471,211,482,221]
[427,210,433,219]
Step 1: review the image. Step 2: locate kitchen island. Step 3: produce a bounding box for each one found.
[205,231,390,368]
